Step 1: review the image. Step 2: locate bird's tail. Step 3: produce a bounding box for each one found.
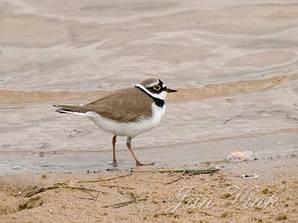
[53,104,89,115]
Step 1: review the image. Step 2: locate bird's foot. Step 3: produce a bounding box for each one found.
[106,161,119,171]
[107,161,118,167]
[136,161,155,166]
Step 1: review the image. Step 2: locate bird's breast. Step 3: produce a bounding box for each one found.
[151,103,166,125]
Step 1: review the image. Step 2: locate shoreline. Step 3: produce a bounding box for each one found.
[0,74,291,104]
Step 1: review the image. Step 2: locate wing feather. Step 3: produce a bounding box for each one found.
[85,87,153,122]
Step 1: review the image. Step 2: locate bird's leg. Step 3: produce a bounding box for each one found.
[126,137,154,166]
[126,137,142,166]
[112,135,117,167]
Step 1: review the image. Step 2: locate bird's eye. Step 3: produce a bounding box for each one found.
[153,85,161,91]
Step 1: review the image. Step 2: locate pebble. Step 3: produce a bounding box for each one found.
[12,166,22,170]
[227,150,257,162]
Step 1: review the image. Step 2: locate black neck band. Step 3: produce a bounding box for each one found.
[135,86,165,108]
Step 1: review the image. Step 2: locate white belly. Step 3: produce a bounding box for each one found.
[86,104,166,137]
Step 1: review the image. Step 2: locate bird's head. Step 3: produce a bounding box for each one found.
[135,78,177,100]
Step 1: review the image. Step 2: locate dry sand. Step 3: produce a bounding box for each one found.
[0,161,297,223]
[0,0,298,222]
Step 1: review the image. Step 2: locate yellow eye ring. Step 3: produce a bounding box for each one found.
[153,85,161,91]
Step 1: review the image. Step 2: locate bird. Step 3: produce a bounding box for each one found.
[54,78,177,166]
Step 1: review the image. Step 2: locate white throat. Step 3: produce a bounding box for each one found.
[135,84,167,100]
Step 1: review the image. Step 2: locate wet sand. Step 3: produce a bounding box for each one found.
[0,75,297,173]
[0,0,298,222]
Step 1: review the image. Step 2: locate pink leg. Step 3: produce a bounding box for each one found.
[112,135,117,167]
[126,137,154,166]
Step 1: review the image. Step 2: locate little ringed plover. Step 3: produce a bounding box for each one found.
[54,78,177,166]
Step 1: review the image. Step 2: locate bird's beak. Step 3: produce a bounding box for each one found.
[165,87,177,93]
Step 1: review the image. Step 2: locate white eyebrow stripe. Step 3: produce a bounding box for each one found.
[135,84,165,100]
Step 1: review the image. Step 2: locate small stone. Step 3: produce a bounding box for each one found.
[187,209,194,214]
[275,213,287,221]
[227,150,256,162]
[255,218,263,223]
[221,193,231,199]
[12,166,22,170]
[19,196,43,210]
[262,188,270,194]
[220,211,231,218]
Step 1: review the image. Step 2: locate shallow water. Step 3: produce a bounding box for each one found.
[0,0,298,172]
[1,0,298,90]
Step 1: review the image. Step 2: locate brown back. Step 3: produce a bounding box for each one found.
[85,87,154,122]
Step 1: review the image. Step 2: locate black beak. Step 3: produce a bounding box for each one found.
[165,87,177,93]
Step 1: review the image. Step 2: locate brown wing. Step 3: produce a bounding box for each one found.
[84,87,153,122]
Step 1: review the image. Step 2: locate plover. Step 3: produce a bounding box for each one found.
[54,78,177,166]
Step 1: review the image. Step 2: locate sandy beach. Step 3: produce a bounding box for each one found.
[0,161,297,222]
[0,0,298,222]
